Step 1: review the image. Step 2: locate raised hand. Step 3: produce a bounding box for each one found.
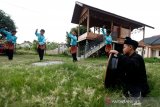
[35,29,38,34]
[109,50,119,55]
[66,31,69,35]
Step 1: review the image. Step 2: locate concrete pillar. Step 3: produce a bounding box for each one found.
[148,47,151,58]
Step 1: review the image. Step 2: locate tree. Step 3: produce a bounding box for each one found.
[0,9,16,31]
[66,25,87,47]
[31,40,38,51]
[46,41,58,50]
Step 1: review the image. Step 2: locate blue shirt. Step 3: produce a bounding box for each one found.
[0,29,17,44]
[67,32,77,46]
[101,28,112,45]
[35,32,46,45]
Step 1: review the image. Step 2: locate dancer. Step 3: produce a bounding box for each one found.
[66,31,78,62]
[35,29,46,61]
[101,26,112,57]
[0,28,17,60]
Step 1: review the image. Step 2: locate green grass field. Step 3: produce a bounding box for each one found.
[0,54,160,107]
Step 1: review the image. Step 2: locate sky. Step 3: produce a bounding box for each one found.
[0,0,159,44]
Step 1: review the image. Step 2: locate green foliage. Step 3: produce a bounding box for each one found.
[16,44,31,51]
[46,41,58,50]
[31,40,38,51]
[17,40,58,53]
[16,49,37,55]
[78,25,88,35]
[66,35,70,47]
[144,57,160,63]
[0,9,16,31]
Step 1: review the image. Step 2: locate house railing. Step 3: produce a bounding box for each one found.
[78,40,105,59]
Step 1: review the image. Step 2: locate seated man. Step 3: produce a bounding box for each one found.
[110,37,150,98]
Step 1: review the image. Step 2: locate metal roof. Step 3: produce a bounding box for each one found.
[143,35,160,45]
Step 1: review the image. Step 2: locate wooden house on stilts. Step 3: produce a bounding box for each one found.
[71,1,154,59]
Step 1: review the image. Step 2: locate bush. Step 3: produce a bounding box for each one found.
[144,57,160,63]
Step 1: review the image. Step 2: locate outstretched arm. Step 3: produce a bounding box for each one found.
[66,32,68,36]
[109,50,119,55]
[35,29,38,36]
[66,32,77,40]
[0,28,11,36]
[110,50,140,70]
[101,26,107,36]
[66,32,72,38]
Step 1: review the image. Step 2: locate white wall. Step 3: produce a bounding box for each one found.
[155,50,160,58]
[136,48,142,56]
[150,49,160,58]
[148,47,152,58]
[137,46,152,58]
[134,47,160,58]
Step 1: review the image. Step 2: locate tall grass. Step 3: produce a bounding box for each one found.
[0,55,160,107]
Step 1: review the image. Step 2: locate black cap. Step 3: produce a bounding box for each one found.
[124,37,138,49]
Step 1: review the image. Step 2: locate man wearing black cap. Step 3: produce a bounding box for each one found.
[110,37,150,98]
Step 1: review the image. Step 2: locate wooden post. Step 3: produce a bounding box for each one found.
[84,10,90,58]
[111,21,113,32]
[98,27,100,34]
[87,10,90,32]
[142,26,145,57]
[111,21,114,49]
[78,23,80,37]
[77,43,80,57]
[112,43,115,50]
[119,25,122,38]
[77,23,80,57]
[129,26,131,37]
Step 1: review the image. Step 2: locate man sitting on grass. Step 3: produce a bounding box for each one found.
[109,37,150,98]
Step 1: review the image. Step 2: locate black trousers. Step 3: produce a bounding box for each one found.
[72,53,77,62]
[37,48,44,60]
[6,49,14,60]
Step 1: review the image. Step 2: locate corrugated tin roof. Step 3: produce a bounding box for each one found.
[142,35,160,45]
